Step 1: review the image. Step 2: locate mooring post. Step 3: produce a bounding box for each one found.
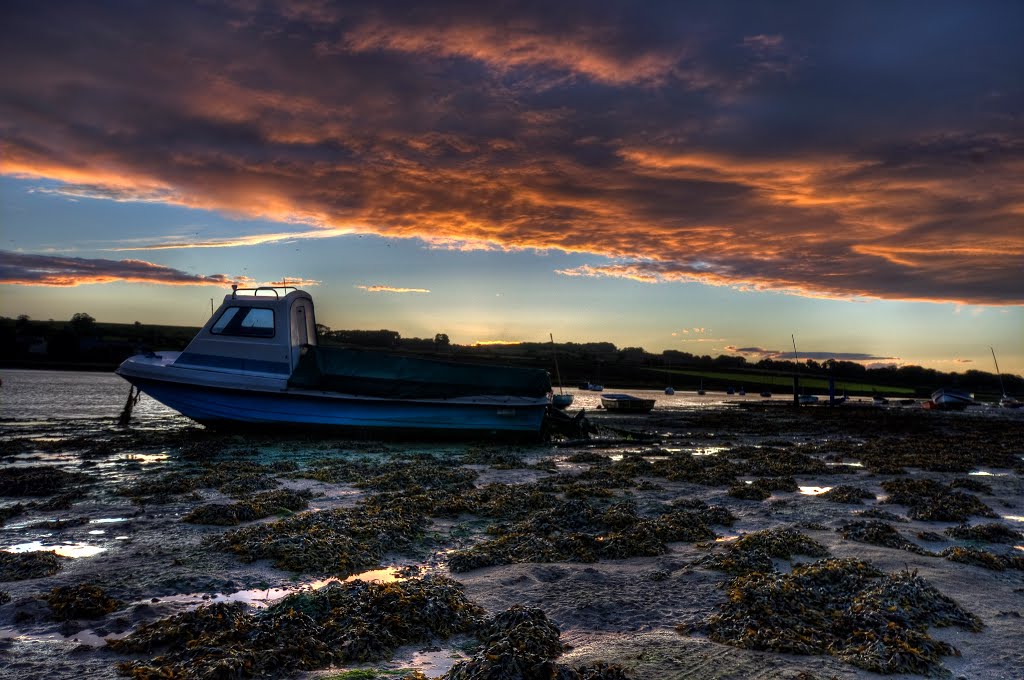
[118,386,141,426]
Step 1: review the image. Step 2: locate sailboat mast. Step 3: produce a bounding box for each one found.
[550,333,564,395]
[991,347,1007,397]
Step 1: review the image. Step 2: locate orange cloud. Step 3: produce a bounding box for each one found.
[356,285,431,293]
[0,251,253,288]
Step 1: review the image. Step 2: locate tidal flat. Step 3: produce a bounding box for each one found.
[1,370,1023,679]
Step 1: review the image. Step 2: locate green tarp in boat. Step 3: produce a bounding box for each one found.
[288,346,551,400]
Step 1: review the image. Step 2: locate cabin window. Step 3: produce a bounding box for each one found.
[210,307,275,337]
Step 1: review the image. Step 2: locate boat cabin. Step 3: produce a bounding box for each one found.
[174,287,317,377]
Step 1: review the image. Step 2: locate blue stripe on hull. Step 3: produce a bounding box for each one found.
[132,378,545,433]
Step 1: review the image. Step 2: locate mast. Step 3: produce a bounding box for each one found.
[550,333,564,395]
[991,347,1007,397]
[791,334,801,404]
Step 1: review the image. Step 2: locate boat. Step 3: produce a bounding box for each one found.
[116,287,551,436]
[738,387,745,396]
[726,387,734,395]
[797,394,819,405]
[696,379,705,396]
[759,391,772,398]
[588,383,604,392]
[664,387,675,395]
[928,387,976,410]
[872,395,889,406]
[990,347,1022,408]
[600,393,656,413]
[549,334,573,410]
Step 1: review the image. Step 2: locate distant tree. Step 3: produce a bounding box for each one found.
[16,314,30,331]
[434,333,450,347]
[70,312,96,334]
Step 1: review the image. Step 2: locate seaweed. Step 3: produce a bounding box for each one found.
[183,489,312,525]
[0,550,68,581]
[838,520,933,556]
[944,523,1023,544]
[47,584,123,620]
[705,558,981,674]
[881,479,997,522]
[699,528,829,575]
[940,546,1024,571]
[820,485,874,504]
[0,466,92,497]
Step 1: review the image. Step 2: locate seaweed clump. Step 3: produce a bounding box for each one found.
[183,489,312,525]
[0,466,92,497]
[112,575,483,679]
[944,523,1023,544]
[705,558,982,674]
[210,502,426,576]
[47,584,123,620]
[940,547,1024,571]
[699,527,829,575]
[447,499,732,572]
[839,520,933,556]
[820,485,874,504]
[727,477,798,501]
[445,605,632,680]
[0,550,68,581]
[881,479,996,522]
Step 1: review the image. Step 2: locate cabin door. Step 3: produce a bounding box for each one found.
[289,299,317,371]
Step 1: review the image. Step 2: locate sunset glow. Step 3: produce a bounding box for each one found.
[1,1,1021,374]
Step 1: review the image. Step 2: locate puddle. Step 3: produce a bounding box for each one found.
[409,646,468,677]
[87,530,105,535]
[826,461,864,468]
[152,567,407,609]
[0,626,128,647]
[968,470,1008,477]
[1015,546,1023,552]
[798,486,832,496]
[1002,516,1024,523]
[2,541,106,558]
[90,518,129,524]
[714,535,739,543]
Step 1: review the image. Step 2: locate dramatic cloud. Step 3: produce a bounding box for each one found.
[2,2,1022,304]
[356,285,430,294]
[0,251,251,287]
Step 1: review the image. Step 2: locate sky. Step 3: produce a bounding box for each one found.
[1,1,1021,375]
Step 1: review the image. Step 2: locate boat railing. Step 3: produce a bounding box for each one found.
[231,286,298,299]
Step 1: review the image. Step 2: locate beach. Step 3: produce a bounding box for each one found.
[1,369,1022,680]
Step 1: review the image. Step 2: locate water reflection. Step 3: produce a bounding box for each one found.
[798,486,832,496]
[3,541,105,558]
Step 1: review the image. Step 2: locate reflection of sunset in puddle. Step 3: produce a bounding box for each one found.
[969,470,1007,477]
[798,486,832,496]
[122,453,169,464]
[714,535,739,543]
[4,541,105,558]
[1003,516,1024,523]
[156,567,408,609]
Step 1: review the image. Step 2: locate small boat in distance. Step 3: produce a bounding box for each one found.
[117,287,551,436]
[726,386,735,395]
[928,387,976,410]
[760,391,772,398]
[664,386,675,395]
[696,379,706,396]
[600,393,656,413]
[797,394,819,405]
[738,387,745,396]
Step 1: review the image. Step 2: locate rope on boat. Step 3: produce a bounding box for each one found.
[117,386,142,426]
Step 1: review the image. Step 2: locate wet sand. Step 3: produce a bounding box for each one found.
[1,381,1023,679]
